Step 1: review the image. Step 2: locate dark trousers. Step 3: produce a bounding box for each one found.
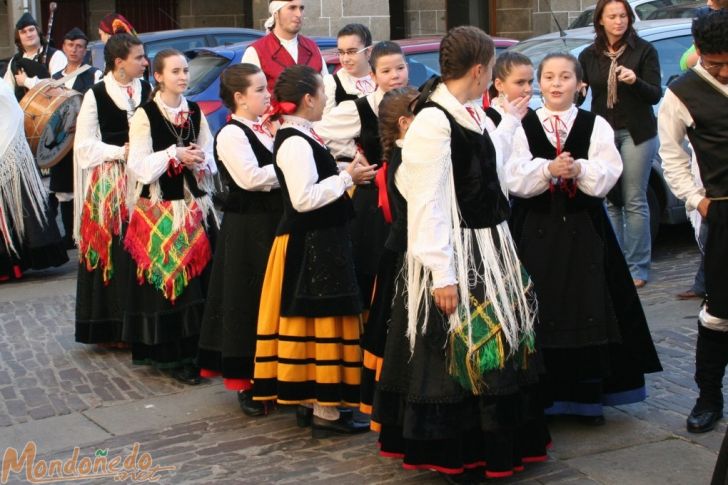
[705,201,728,318]
[712,426,728,485]
[695,323,728,412]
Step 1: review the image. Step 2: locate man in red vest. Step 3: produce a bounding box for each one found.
[242,0,327,95]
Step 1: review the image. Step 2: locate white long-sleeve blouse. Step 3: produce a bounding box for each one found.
[505,105,623,199]
[215,115,278,191]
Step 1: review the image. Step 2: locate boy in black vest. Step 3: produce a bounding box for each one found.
[51,28,102,248]
[3,12,67,101]
[660,10,728,434]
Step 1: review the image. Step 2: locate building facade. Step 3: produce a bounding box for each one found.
[2,0,585,60]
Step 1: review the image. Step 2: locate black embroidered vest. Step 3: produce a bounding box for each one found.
[669,70,728,199]
[517,108,602,213]
[485,107,502,127]
[422,102,510,228]
[213,119,282,214]
[11,46,57,100]
[273,127,354,235]
[52,66,99,94]
[92,80,151,147]
[354,96,382,167]
[384,146,407,252]
[334,72,359,105]
[140,100,205,201]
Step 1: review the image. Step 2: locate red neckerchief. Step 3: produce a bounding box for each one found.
[309,127,325,146]
[465,105,481,125]
[543,114,577,198]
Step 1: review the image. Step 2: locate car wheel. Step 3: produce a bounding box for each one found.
[647,184,660,244]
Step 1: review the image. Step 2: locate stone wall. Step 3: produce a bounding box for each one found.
[405,0,447,37]
[252,0,391,40]
[532,0,596,35]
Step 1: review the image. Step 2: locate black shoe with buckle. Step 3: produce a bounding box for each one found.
[172,364,201,385]
[687,408,723,433]
[238,391,271,417]
[311,414,370,438]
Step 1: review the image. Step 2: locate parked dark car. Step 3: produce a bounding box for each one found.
[87,27,266,72]
[508,18,694,238]
[186,35,517,136]
[185,36,337,135]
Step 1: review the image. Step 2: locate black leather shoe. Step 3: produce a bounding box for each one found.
[238,391,271,417]
[296,406,313,427]
[311,414,370,438]
[687,409,723,433]
[172,365,201,385]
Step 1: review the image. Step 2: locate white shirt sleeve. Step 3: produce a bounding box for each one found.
[505,127,553,198]
[197,113,217,175]
[3,60,15,88]
[23,50,67,89]
[488,113,521,165]
[241,46,261,67]
[400,107,457,288]
[576,116,623,198]
[659,89,705,211]
[314,99,360,159]
[277,135,352,212]
[74,88,127,169]
[217,124,278,191]
[323,74,337,115]
[126,109,176,184]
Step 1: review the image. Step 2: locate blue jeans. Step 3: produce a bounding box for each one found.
[607,130,657,281]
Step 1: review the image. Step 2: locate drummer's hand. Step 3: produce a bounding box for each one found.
[14,69,27,87]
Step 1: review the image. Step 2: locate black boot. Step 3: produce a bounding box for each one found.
[687,324,728,433]
[59,201,75,249]
[172,364,202,385]
[237,390,272,417]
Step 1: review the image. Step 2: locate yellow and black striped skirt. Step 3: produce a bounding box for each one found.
[253,234,363,406]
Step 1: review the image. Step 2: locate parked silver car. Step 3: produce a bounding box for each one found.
[569,0,698,28]
[508,19,695,239]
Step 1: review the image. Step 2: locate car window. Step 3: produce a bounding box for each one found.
[569,10,594,29]
[406,52,441,88]
[186,53,232,96]
[213,33,260,47]
[653,35,693,86]
[145,36,208,60]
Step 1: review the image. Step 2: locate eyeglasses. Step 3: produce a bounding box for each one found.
[701,58,728,74]
[337,46,369,58]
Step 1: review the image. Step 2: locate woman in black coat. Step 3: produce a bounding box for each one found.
[578,0,662,288]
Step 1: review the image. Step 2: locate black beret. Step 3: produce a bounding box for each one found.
[64,27,88,42]
[16,12,39,30]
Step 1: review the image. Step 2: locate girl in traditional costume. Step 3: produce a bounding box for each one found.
[358,86,418,422]
[124,49,217,384]
[506,53,662,424]
[252,65,376,437]
[197,63,282,415]
[0,81,68,282]
[373,26,549,480]
[323,23,374,114]
[316,41,409,313]
[74,33,149,344]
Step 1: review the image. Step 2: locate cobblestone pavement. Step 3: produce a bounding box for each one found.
[1,225,725,484]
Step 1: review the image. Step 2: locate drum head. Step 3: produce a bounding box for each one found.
[35,94,82,168]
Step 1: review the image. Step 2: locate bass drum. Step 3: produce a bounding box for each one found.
[20,80,82,168]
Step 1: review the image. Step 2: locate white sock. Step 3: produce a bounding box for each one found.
[313,404,340,421]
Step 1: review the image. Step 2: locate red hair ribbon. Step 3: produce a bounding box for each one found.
[375,161,392,224]
[262,100,297,124]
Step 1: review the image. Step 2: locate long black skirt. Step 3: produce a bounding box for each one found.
[350,184,390,309]
[197,210,279,386]
[75,235,129,344]
[0,190,68,280]
[373,270,550,478]
[122,227,216,369]
[360,248,402,415]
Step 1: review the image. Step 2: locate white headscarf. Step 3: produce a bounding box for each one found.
[265,1,290,31]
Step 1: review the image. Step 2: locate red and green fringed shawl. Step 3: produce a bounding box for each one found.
[78,163,127,284]
[123,198,211,303]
